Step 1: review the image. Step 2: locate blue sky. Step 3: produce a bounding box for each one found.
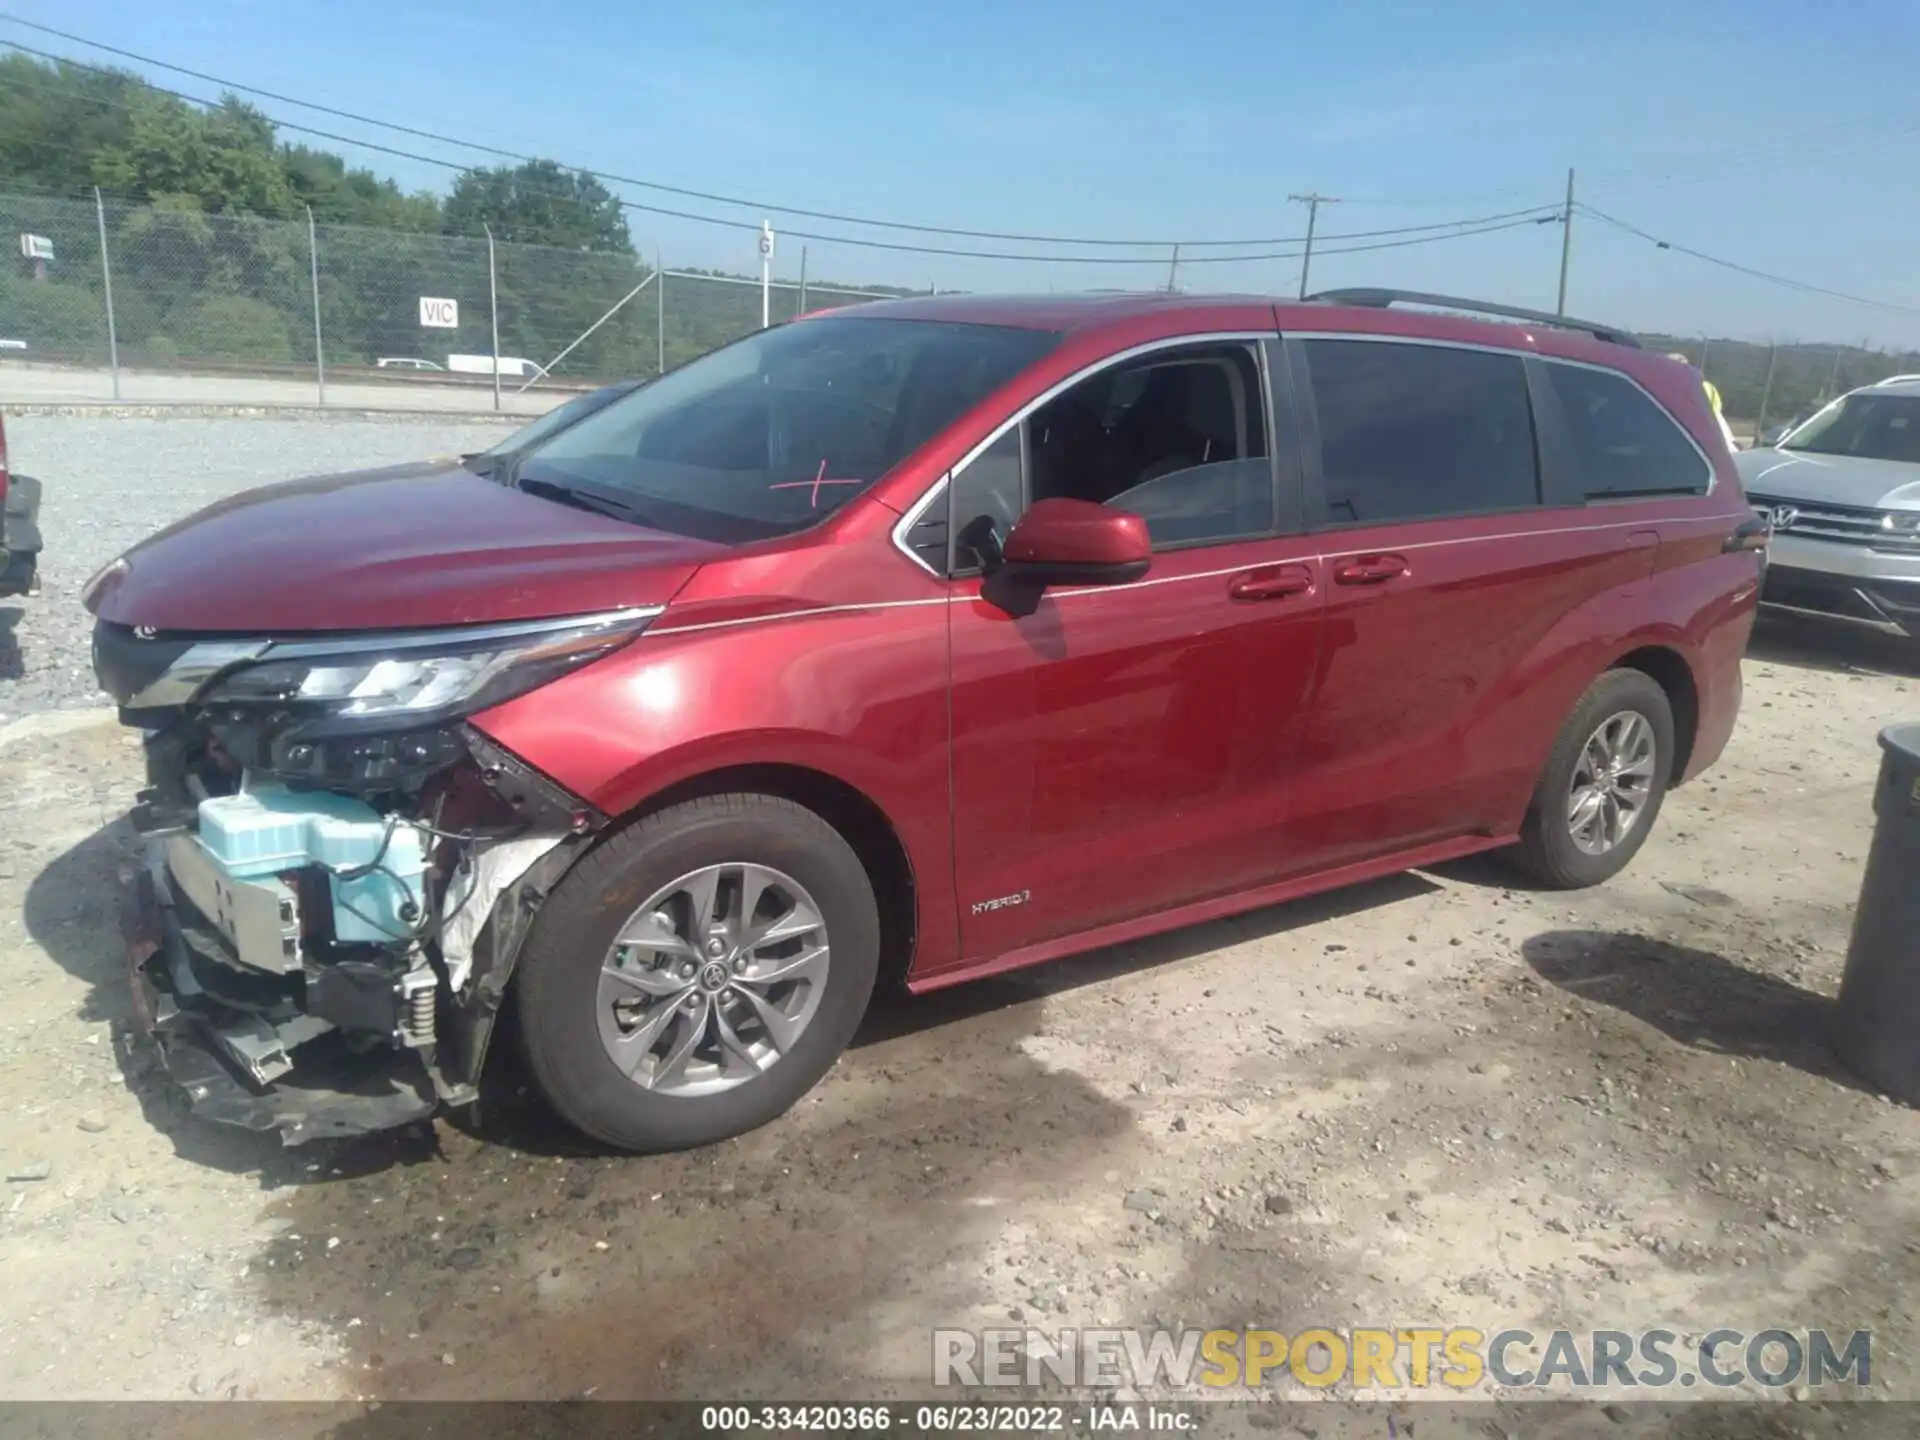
[7,0,1920,345]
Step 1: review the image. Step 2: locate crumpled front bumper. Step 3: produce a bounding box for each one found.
[119,862,439,1145]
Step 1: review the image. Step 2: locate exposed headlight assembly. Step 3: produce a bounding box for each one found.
[136,607,660,730]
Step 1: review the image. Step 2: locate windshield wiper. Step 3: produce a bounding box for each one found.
[514,474,645,522]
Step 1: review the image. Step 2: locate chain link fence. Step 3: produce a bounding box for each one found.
[0,189,906,408]
[9,187,1916,426]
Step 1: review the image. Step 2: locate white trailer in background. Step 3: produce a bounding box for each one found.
[447,353,546,380]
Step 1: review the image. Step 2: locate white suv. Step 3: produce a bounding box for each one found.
[1736,375,1920,638]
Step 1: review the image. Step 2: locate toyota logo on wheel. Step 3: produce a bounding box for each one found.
[1768,505,1799,532]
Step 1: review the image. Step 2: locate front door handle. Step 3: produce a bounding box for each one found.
[1230,564,1315,601]
[1333,553,1409,586]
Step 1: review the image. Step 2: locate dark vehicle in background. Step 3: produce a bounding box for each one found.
[0,415,41,597]
[460,377,647,481]
[87,289,1759,1154]
[1737,375,1920,639]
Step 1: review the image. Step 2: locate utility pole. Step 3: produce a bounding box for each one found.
[1755,343,1780,441]
[1289,193,1341,299]
[1556,168,1575,316]
[484,222,500,413]
[1828,344,1845,400]
[306,205,325,407]
[1166,244,1181,294]
[94,187,119,401]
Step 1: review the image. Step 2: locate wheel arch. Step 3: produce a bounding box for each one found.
[1607,642,1701,784]
[632,762,920,990]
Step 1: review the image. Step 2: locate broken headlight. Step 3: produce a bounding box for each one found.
[194,607,659,732]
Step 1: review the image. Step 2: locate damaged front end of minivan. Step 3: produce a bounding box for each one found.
[93,606,656,1143]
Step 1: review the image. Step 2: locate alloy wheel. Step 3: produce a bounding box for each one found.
[595,862,831,1097]
[1566,709,1659,857]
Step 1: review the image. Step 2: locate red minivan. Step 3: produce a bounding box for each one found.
[88,289,1764,1151]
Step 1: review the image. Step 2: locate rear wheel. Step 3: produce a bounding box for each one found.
[1508,669,1675,889]
[515,793,880,1152]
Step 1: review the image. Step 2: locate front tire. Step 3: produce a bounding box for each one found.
[1509,669,1675,889]
[515,793,880,1152]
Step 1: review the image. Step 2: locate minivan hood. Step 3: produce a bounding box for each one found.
[1735,449,1920,511]
[88,461,723,633]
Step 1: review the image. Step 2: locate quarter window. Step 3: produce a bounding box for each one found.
[1304,340,1539,525]
[949,428,1024,572]
[1544,362,1711,498]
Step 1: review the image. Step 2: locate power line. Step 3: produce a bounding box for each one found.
[0,13,1558,253]
[1575,202,1920,317]
[0,41,1562,266]
[1169,212,1560,265]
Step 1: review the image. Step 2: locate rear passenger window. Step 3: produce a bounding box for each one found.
[1544,362,1711,499]
[1304,340,1539,525]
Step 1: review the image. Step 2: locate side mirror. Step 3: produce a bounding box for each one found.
[999,498,1151,588]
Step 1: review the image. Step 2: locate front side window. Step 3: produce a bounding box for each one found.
[518,318,1057,543]
[1544,362,1710,499]
[1030,344,1272,547]
[945,341,1274,569]
[1304,339,1539,525]
[1781,392,1920,466]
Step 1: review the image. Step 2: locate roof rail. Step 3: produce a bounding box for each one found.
[1303,288,1642,349]
[1872,373,1920,387]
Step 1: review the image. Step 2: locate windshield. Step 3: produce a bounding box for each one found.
[1780,392,1920,464]
[516,317,1058,542]
[476,381,643,461]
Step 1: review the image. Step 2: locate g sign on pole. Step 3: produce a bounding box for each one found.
[419,296,460,329]
[759,220,775,330]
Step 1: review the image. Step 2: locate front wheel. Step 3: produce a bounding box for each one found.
[515,793,881,1152]
[1508,668,1675,889]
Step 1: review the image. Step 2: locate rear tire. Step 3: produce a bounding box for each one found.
[515,793,880,1152]
[1508,669,1675,889]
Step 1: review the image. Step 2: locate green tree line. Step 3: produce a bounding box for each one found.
[1649,334,1920,430]
[0,52,905,379]
[3,50,1912,406]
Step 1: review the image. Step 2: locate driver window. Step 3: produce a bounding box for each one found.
[946,342,1274,573]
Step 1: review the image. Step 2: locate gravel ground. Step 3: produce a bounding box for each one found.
[0,414,518,720]
[0,366,562,414]
[0,617,1917,1428]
